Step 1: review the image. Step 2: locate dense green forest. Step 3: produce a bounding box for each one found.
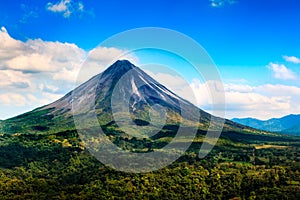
[0,125,299,199]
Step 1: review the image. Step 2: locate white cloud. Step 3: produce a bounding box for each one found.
[191,81,300,120]
[224,83,253,93]
[0,93,27,107]
[46,0,85,18]
[0,27,136,119]
[141,69,300,120]
[0,70,32,90]
[283,55,300,64]
[87,47,138,65]
[255,84,300,96]
[6,54,53,72]
[0,27,25,60]
[47,0,70,12]
[268,62,297,80]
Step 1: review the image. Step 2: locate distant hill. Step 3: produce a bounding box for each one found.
[232,114,300,136]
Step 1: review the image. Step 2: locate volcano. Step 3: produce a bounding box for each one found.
[46,60,210,127]
[0,60,253,135]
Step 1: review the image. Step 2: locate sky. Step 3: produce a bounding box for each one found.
[0,0,300,120]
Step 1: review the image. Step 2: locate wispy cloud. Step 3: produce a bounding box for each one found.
[78,2,84,11]
[46,0,85,18]
[209,0,238,8]
[20,4,39,23]
[283,55,300,64]
[268,62,297,80]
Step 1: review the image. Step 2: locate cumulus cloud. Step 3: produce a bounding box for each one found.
[0,27,136,119]
[0,70,31,89]
[190,81,300,120]
[0,26,86,79]
[145,70,300,120]
[0,27,25,59]
[46,0,85,18]
[47,0,70,13]
[268,62,297,80]
[283,55,300,64]
[0,93,27,107]
[6,54,53,72]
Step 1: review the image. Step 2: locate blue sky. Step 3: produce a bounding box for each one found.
[1,0,300,120]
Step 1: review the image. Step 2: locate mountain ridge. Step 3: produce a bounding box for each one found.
[232,114,300,136]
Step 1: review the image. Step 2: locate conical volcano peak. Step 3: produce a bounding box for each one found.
[115,59,136,67]
[103,60,137,76]
[43,58,211,124]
